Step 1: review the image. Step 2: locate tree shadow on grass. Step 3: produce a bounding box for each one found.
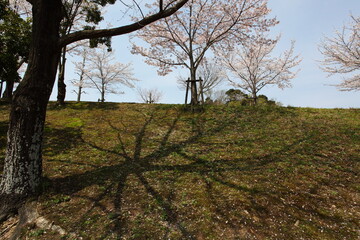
[50,109,232,239]
[1,122,83,176]
[47,101,121,111]
[43,126,83,157]
[48,108,358,239]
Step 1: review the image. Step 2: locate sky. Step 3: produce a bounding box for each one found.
[49,0,360,108]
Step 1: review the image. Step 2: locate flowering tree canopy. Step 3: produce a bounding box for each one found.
[85,46,138,102]
[219,34,301,104]
[319,16,360,91]
[71,45,92,102]
[177,58,225,97]
[137,87,163,103]
[132,0,278,104]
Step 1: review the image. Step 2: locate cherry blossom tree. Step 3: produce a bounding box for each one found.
[132,0,278,105]
[137,87,163,103]
[85,46,137,102]
[319,15,360,91]
[177,58,225,98]
[0,0,189,218]
[71,46,90,102]
[219,35,301,105]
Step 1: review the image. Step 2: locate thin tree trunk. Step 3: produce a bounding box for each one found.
[57,47,67,105]
[252,91,257,106]
[190,68,198,105]
[0,0,62,199]
[77,85,82,102]
[188,3,197,106]
[101,87,105,102]
[77,52,87,102]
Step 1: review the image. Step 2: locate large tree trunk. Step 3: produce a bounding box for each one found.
[0,0,62,199]
[57,47,67,105]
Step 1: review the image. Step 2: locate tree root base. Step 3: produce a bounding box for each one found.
[0,200,75,239]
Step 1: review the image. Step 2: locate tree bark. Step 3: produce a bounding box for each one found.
[252,91,257,106]
[77,86,82,102]
[190,67,198,105]
[57,47,67,105]
[0,0,62,198]
[101,89,105,102]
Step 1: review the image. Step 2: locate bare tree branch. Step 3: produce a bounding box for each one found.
[177,58,225,95]
[137,88,163,103]
[83,46,138,102]
[59,0,189,48]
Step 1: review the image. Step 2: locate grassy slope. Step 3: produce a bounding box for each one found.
[0,102,359,239]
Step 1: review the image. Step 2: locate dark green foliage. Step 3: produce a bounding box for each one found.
[83,4,103,24]
[258,94,268,101]
[61,1,113,50]
[0,1,5,15]
[225,89,247,102]
[224,89,276,106]
[83,25,112,50]
[91,0,116,7]
[0,1,31,88]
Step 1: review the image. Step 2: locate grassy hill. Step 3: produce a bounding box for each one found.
[0,102,359,239]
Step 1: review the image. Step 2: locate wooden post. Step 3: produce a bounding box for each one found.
[185,78,190,104]
[184,77,205,106]
[199,77,205,105]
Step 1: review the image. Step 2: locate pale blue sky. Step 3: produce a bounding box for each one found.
[51,0,360,108]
